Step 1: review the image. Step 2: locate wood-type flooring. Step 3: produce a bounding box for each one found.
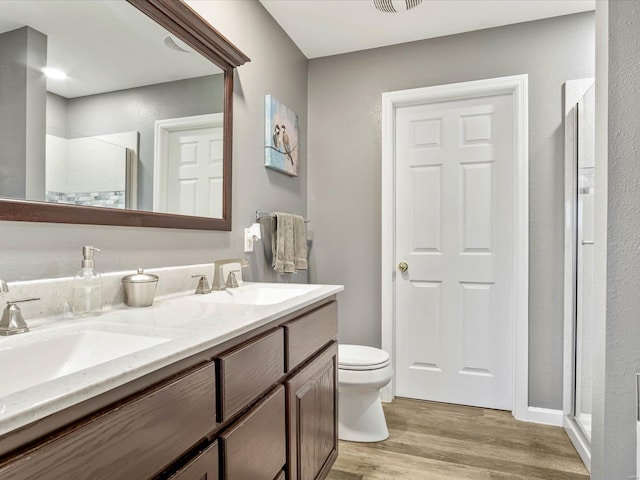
[327,397,589,480]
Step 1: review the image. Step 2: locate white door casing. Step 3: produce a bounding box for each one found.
[381,75,529,420]
[154,113,224,217]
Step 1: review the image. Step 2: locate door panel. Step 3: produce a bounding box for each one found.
[461,163,493,251]
[409,281,442,371]
[411,166,442,250]
[395,93,514,410]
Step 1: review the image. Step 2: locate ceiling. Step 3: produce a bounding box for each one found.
[259,0,596,59]
[0,1,220,98]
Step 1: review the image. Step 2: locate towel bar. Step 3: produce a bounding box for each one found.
[255,209,310,223]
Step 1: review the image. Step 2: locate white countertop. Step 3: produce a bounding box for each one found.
[0,282,343,437]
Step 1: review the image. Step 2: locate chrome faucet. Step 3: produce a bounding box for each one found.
[212,259,249,291]
[0,281,39,336]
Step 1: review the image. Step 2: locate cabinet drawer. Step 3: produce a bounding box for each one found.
[0,362,217,480]
[168,441,218,480]
[221,386,286,480]
[218,328,284,422]
[285,301,338,372]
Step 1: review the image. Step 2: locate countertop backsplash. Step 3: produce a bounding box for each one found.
[3,263,218,325]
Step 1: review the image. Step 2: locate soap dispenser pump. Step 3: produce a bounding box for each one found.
[71,246,102,317]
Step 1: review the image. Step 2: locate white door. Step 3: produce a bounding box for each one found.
[394,93,515,410]
[166,125,223,217]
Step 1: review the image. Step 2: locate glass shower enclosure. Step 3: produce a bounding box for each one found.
[563,78,595,471]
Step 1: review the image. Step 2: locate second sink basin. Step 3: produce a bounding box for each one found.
[191,282,322,306]
[0,329,169,398]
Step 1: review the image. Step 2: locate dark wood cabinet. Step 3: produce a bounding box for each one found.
[168,441,219,480]
[217,328,285,422]
[286,342,338,480]
[0,297,339,480]
[284,302,338,372]
[220,386,286,480]
[0,362,217,480]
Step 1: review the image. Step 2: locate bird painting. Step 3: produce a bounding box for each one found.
[281,125,294,165]
[273,124,281,150]
[265,94,299,176]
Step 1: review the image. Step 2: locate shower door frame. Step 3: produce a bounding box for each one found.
[562,77,595,472]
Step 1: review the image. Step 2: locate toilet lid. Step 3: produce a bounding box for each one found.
[339,344,390,370]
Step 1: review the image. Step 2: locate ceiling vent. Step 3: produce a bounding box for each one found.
[373,0,423,13]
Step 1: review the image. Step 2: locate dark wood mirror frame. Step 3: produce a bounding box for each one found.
[0,0,249,231]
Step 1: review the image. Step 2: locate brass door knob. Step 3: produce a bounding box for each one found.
[398,262,408,272]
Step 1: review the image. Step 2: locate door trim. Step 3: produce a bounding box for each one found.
[153,112,224,212]
[381,74,529,421]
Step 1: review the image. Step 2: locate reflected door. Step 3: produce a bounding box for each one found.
[165,125,223,218]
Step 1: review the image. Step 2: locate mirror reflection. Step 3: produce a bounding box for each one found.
[0,0,225,218]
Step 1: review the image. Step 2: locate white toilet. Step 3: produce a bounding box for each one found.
[338,344,392,442]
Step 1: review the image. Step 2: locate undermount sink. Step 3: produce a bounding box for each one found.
[191,282,322,306]
[0,330,169,397]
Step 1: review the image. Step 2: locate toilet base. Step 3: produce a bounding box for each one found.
[338,387,389,442]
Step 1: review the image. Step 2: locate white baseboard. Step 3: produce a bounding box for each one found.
[380,392,562,426]
[526,407,564,426]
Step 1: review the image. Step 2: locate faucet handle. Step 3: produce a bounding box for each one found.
[0,280,8,294]
[225,270,241,289]
[0,298,39,336]
[192,275,211,295]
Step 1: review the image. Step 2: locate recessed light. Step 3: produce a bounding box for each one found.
[42,67,68,80]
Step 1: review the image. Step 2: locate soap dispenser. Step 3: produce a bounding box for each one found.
[71,246,102,317]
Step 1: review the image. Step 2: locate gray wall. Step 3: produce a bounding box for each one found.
[592,1,640,477]
[0,1,308,285]
[308,12,595,409]
[65,75,223,211]
[46,93,68,137]
[0,27,47,201]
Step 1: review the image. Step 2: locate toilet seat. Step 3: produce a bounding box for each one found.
[339,344,390,371]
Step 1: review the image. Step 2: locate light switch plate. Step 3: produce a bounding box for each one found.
[244,228,254,252]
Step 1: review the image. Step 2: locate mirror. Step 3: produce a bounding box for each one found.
[0,0,248,230]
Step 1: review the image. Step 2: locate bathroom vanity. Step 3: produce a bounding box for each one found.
[0,282,341,480]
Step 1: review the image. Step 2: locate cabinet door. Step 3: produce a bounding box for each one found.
[286,342,338,480]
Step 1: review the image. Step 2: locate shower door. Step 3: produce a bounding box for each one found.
[563,79,595,470]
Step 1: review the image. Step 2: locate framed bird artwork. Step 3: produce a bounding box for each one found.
[265,94,299,176]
